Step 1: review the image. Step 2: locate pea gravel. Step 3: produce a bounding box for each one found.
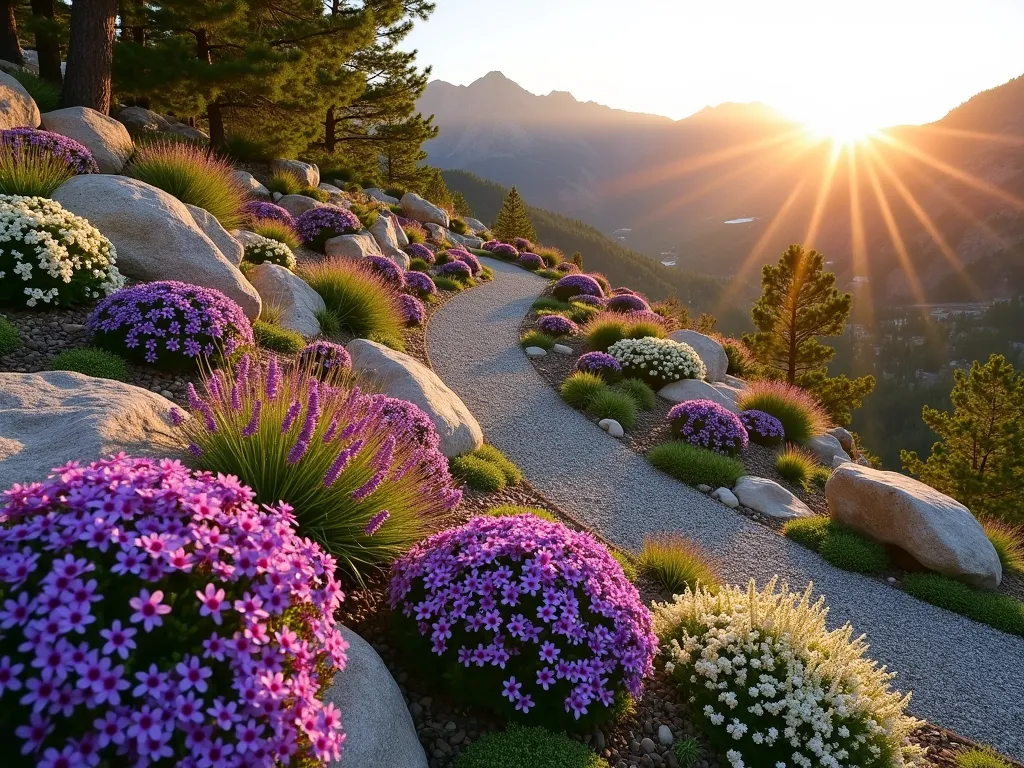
[426,257,1024,761]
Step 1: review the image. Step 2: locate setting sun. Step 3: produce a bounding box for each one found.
[799,113,881,145]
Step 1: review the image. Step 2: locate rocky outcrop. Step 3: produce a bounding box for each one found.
[667,330,727,382]
[322,626,427,768]
[805,433,851,465]
[233,170,270,199]
[828,426,855,455]
[462,216,487,234]
[271,158,319,187]
[325,233,382,261]
[347,339,484,457]
[369,214,411,269]
[277,194,324,218]
[116,106,172,133]
[424,222,450,244]
[0,371,183,490]
[247,263,325,338]
[0,70,40,129]
[53,175,261,319]
[446,230,484,250]
[658,378,738,412]
[734,476,812,519]
[185,204,244,267]
[41,107,132,174]
[364,188,399,205]
[826,464,1002,588]
[401,192,449,228]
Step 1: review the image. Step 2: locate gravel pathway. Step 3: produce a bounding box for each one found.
[427,257,1024,760]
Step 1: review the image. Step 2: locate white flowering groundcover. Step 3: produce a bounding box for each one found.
[653,579,923,768]
[0,195,124,308]
[244,233,297,270]
[607,336,707,386]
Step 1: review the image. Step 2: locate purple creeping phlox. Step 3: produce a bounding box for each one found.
[404,243,435,264]
[389,515,657,726]
[518,252,544,271]
[452,251,482,275]
[552,274,604,302]
[0,454,348,766]
[1,127,99,174]
[606,293,651,313]
[514,237,533,251]
[295,207,360,250]
[397,294,426,326]
[536,314,578,337]
[739,409,786,446]
[242,200,295,227]
[365,255,406,290]
[572,351,622,379]
[488,243,519,259]
[668,399,749,456]
[437,260,472,281]
[555,261,580,274]
[403,270,437,299]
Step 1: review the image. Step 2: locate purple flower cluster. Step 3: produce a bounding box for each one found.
[572,351,622,381]
[390,515,657,726]
[452,250,482,275]
[739,409,786,446]
[0,127,99,174]
[0,455,348,766]
[481,240,499,251]
[570,294,604,308]
[518,252,544,271]
[242,200,295,227]
[398,293,426,326]
[514,237,533,251]
[437,260,472,282]
[668,399,749,456]
[556,261,580,274]
[610,287,638,296]
[295,207,360,251]
[298,340,351,376]
[489,243,519,260]
[405,243,435,264]
[536,314,578,337]
[372,394,441,451]
[553,274,605,302]
[606,294,651,313]
[365,255,406,290]
[404,270,437,299]
[87,281,253,369]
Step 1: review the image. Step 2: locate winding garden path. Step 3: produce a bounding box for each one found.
[427,258,1024,759]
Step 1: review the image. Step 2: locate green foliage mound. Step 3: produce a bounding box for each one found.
[473,444,523,486]
[47,348,129,382]
[299,258,404,341]
[484,505,558,523]
[737,381,831,444]
[648,442,745,489]
[586,388,637,430]
[638,535,719,594]
[451,446,522,493]
[615,378,655,410]
[454,725,609,768]
[782,518,889,573]
[253,320,305,354]
[776,446,817,487]
[902,574,1024,636]
[560,372,607,409]
[432,276,465,292]
[0,316,21,356]
[954,747,1012,768]
[520,330,555,350]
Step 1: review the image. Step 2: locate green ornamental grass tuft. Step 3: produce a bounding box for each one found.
[611,550,640,583]
[520,330,555,350]
[614,378,655,410]
[737,380,831,444]
[560,371,608,409]
[776,445,818,487]
[249,218,301,250]
[0,143,74,197]
[782,517,832,550]
[902,573,1024,636]
[980,517,1024,573]
[537,268,561,280]
[674,738,701,768]
[432,275,464,292]
[404,225,427,245]
[299,258,405,341]
[450,454,507,493]
[638,534,720,594]
[648,442,745,489]
[454,725,610,768]
[0,315,21,356]
[586,388,637,430]
[253,319,305,354]
[126,139,247,229]
[47,347,129,382]
[408,257,430,272]
[265,170,304,196]
[315,307,342,338]
[567,302,600,324]
[484,505,558,523]
[585,317,628,352]
[532,297,571,312]
[954,747,1012,768]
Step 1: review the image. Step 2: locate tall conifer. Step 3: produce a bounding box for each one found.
[492,186,536,243]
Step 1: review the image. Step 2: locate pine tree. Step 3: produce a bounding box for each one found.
[375,114,435,189]
[63,0,118,112]
[421,168,453,212]
[744,244,874,425]
[902,354,1024,523]
[452,191,473,218]
[571,251,584,269]
[492,186,536,243]
[0,0,24,66]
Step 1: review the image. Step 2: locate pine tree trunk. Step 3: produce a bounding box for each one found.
[30,0,63,87]
[0,0,24,67]
[63,0,118,113]
[324,106,336,153]
[195,28,225,149]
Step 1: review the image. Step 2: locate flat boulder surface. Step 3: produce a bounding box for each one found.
[248,263,325,338]
[734,475,812,519]
[0,70,40,130]
[41,106,132,173]
[401,192,449,227]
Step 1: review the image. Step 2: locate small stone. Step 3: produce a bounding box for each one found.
[524,346,547,358]
[658,725,674,747]
[63,323,86,333]
[160,390,174,399]
[641,737,657,754]
[711,487,739,508]
[887,576,897,584]
[552,343,574,355]
[272,192,283,201]
[444,721,456,733]
[598,418,625,438]
[696,484,712,493]
[408,702,423,720]
[449,730,465,745]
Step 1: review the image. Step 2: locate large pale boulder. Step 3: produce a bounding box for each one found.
[185,204,243,267]
[346,339,484,457]
[711,380,744,407]
[667,330,728,382]
[271,158,319,187]
[277,194,324,218]
[369,214,411,270]
[325,233,382,261]
[247,263,324,339]
[116,106,172,133]
[805,433,851,465]
[424,222,450,244]
[826,464,1002,588]
[233,170,270,199]
[401,192,449,228]
[828,426,855,454]
[463,216,487,234]
[323,626,427,768]
[0,372,184,490]
[734,476,812,519]
[447,230,484,250]
[53,175,261,319]
[364,187,399,205]
[0,70,40,129]
[658,378,738,412]
[166,122,209,142]
[41,106,132,174]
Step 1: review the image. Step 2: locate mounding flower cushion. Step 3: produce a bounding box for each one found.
[454,250,482,275]
[243,199,295,226]
[605,293,650,313]
[514,237,533,251]
[668,398,749,456]
[390,515,657,728]
[437,259,473,281]
[607,336,706,386]
[518,252,544,271]
[243,233,297,270]
[572,351,622,381]
[398,292,426,326]
[553,274,604,302]
[0,454,349,766]
[405,242,435,264]
[1,127,99,174]
[296,206,361,250]
[536,314,579,337]
[87,280,253,369]
[298,339,352,374]
[0,195,124,309]
[489,243,519,259]
[404,269,437,299]
[556,261,580,274]
[739,409,786,446]
[365,254,406,289]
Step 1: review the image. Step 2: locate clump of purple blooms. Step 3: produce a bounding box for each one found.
[398,293,426,326]
[0,454,348,766]
[405,242,435,264]
[372,394,441,451]
[536,314,578,337]
[556,261,580,274]
[668,399,749,456]
[489,243,519,260]
[553,274,605,302]
[570,294,604,308]
[404,270,437,299]
[87,281,253,369]
[453,250,482,275]
[621,309,666,327]
[518,252,544,271]
[389,515,657,726]
[298,340,351,375]
[514,237,533,251]
[610,287,638,296]
[481,240,499,251]
[606,293,651,313]
[437,260,473,282]
[739,409,786,446]
[242,200,295,227]
[0,127,99,174]
[572,351,622,381]
[296,207,361,251]
[365,254,406,289]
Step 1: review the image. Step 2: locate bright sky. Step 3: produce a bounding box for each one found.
[403,0,1024,135]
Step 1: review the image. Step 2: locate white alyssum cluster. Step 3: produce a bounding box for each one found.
[607,336,707,384]
[244,234,297,271]
[653,579,924,768]
[0,195,124,307]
